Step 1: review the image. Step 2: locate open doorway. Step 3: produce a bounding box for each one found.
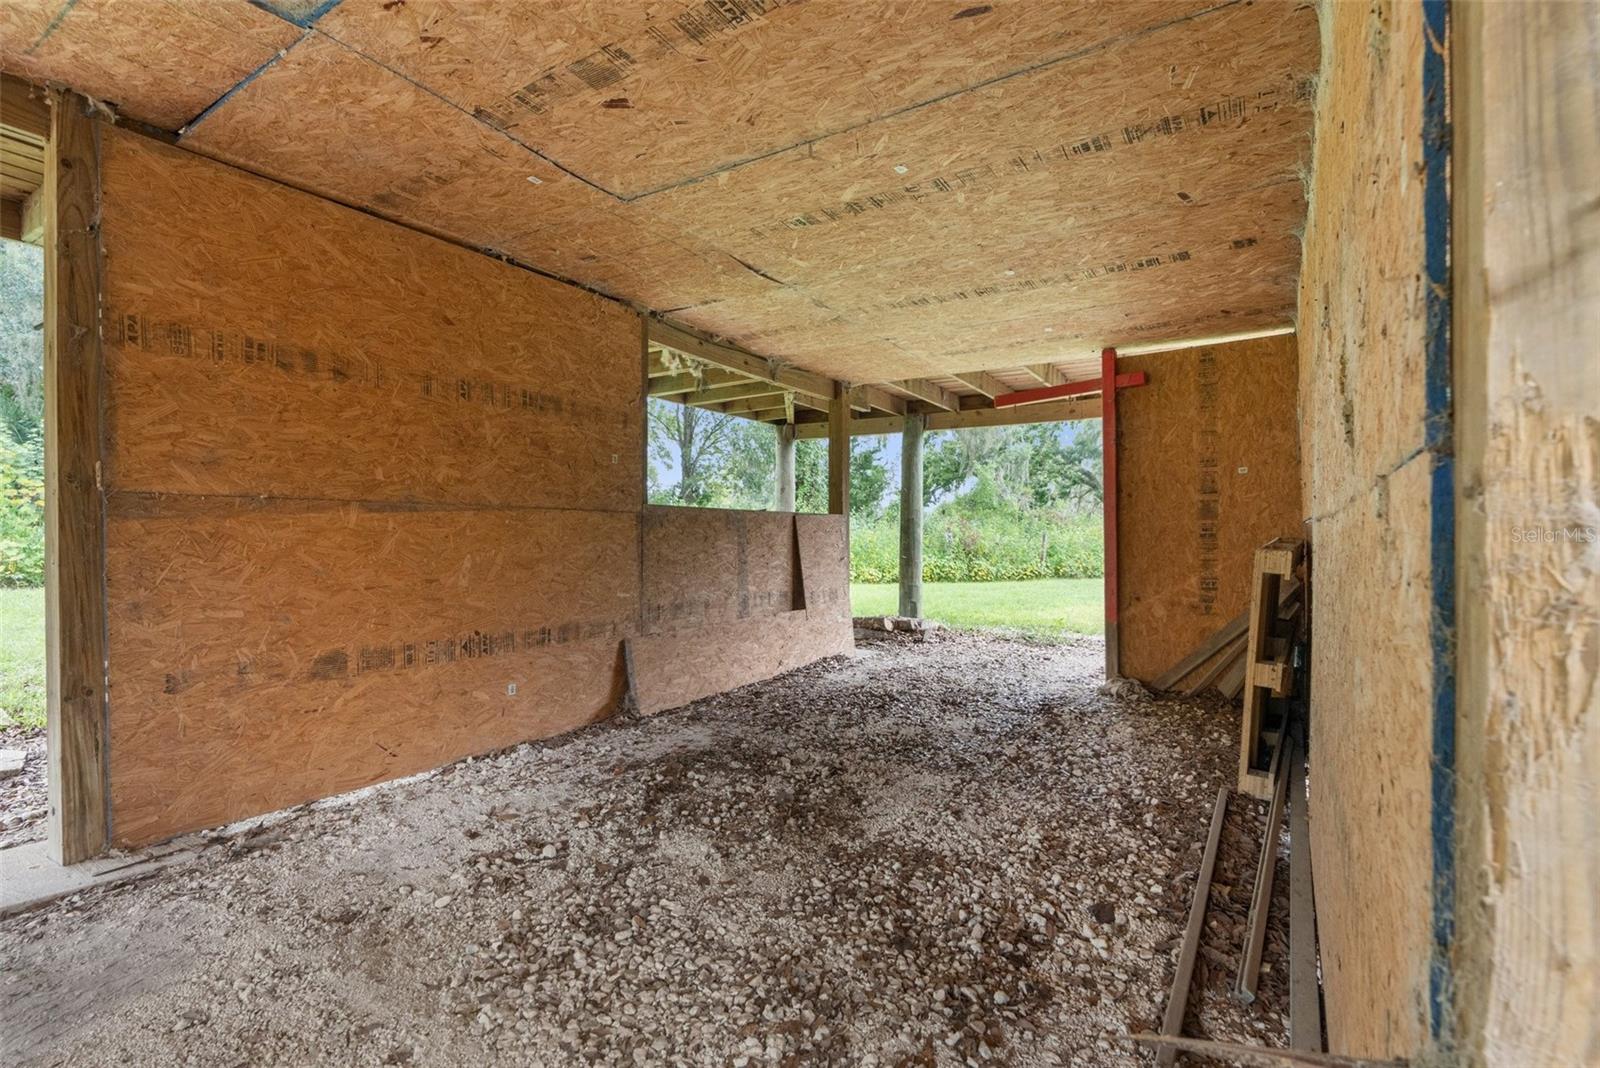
[0,105,48,848]
[847,421,1105,640]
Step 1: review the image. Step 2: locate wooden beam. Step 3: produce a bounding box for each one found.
[0,197,19,242]
[883,377,957,411]
[718,392,792,415]
[649,319,834,401]
[898,414,924,617]
[827,381,849,516]
[951,370,1012,400]
[1022,363,1066,388]
[794,396,1097,438]
[45,90,109,865]
[993,370,1147,409]
[684,381,785,406]
[1,73,51,140]
[851,384,907,416]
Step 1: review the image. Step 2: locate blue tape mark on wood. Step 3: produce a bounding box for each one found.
[179,38,300,136]
[249,0,344,30]
[1420,0,1456,1044]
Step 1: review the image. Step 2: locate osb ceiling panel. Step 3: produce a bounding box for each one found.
[1,0,1319,386]
[0,0,299,130]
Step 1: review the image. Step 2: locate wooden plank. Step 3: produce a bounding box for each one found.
[1152,609,1250,691]
[1182,633,1247,696]
[992,370,1146,408]
[827,381,849,516]
[44,91,109,865]
[793,395,1097,438]
[1158,786,1229,1066]
[631,610,852,716]
[1135,1034,1404,1068]
[852,385,908,417]
[1238,740,1291,1003]
[0,197,19,242]
[0,73,51,139]
[1288,735,1323,1051]
[683,381,785,406]
[19,184,44,244]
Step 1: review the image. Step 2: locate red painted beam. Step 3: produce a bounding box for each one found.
[1101,347,1121,678]
[991,370,1147,408]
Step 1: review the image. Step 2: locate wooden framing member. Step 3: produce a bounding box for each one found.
[1021,363,1067,388]
[950,370,1012,401]
[1237,739,1290,1003]
[1158,786,1229,1066]
[681,381,786,407]
[649,318,834,403]
[44,89,110,865]
[1287,734,1323,1051]
[827,381,849,516]
[793,396,1096,438]
[882,377,957,412]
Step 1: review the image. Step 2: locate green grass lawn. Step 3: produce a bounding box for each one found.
[851,577,1104,640]
[0,587,45,729]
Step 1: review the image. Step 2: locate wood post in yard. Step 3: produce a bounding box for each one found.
[776,423,796,512]
[898,413,924,617]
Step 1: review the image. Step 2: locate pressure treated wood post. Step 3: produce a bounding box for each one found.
[898,413,924,617]
[827,382,849,517]
[775,423,796,511]
[44,89,109,864]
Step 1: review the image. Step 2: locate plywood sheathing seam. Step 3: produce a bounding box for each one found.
[55,0,1322,387]
[0,0,301,130]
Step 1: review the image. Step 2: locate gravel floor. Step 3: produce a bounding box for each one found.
[0,631,1292,1066]
[0,726,47,849]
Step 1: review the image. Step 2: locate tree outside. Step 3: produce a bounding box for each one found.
[0,239,44,590]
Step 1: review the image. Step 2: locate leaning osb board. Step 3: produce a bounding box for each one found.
[0,0,299,130]
[1116,335,1302,684]
[632,612,852,717]
[98,127,641,512]
[161,2,1315,386]
[796,514,849,621]
[106,500,638,846]
[1296,2,1436,1056]
[642,507,798,634]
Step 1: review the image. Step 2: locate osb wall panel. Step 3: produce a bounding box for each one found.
[1297,1,1436,1057]
[0,0,298,130]
[1116,334,1302,683]
[1304,454,1436,1056]
[106,501,637,845]
[94,125,648,846]
[148,1,1318,385]
[99,128,642,512]
[1454,3,1600,1064]
[633,513,852,715]
[642,507,798,634]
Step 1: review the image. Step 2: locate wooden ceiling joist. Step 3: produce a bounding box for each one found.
[950,371,1013,400]
[794,395,1097,439]
[884,378,958,412]
[683,381,787,407]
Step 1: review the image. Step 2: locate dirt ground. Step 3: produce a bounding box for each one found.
[0,631,1292,1067]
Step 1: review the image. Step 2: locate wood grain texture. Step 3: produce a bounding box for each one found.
[97,129,642,512]
[632,612,853,717]
[105,499,638,845]
[642,507,798,635]
[1296,3,1441,1056]
[44,89,108,865]
[0,0,299,130]
[1117,334,1302,684]
[1453,3,1600,1064]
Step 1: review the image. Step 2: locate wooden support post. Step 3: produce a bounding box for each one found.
[827,381,849,518]
[898,414,924,617]
[44,89,109,864]
[1100,346,1120,678]
[775,423,796,512]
